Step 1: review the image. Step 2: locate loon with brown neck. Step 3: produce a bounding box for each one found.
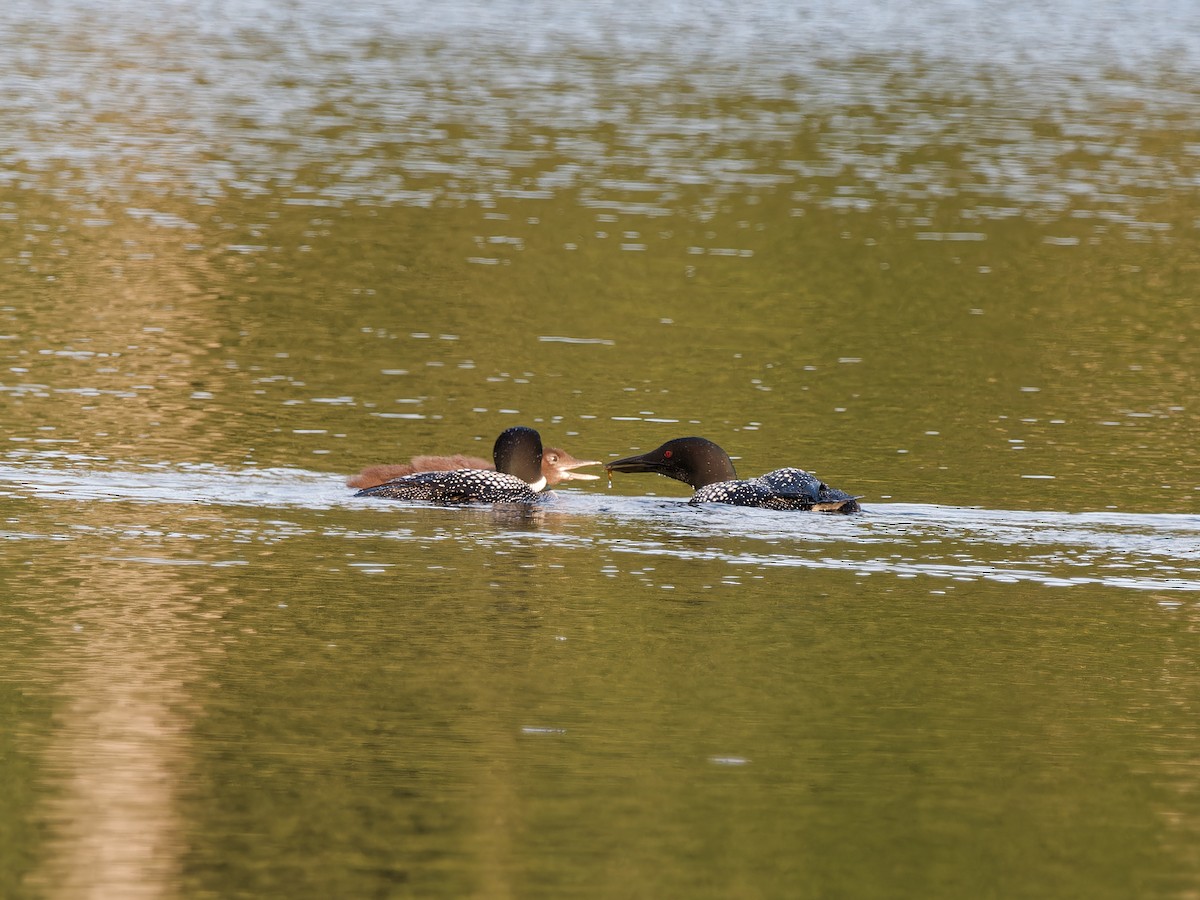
[606,437,861,513]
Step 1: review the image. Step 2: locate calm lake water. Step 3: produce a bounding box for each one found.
[2,1,1200,897]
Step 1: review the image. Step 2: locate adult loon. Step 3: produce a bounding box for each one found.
[355,426,586,504]
[347,447,599,490]
[606,437,862,513]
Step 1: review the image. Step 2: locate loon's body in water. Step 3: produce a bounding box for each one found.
[606,437,862,513]
[355,427,590,504]
[347,447,599,490]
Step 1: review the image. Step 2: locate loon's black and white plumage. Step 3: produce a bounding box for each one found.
[347,446,599,490]
[355,426,550,504]
[606,437,862,513]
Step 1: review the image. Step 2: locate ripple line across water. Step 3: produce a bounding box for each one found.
[4,457,1198,594]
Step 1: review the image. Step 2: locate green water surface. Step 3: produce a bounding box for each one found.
[2,2,1199,897]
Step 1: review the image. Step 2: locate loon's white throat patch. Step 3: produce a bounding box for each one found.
[527,475,548,492]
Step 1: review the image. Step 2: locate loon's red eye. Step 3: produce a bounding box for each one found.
[663,450,673,459]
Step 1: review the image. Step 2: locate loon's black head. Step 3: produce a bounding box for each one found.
[493,426,546,489]
[606,437,737,489]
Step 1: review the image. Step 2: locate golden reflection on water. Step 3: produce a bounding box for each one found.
[24,558,209,899]
[2,75,239,896]
[6,229,225,893]
[1,182,239,466]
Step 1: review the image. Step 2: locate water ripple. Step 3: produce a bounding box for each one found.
[5,456,1198,594]
[2,0,1199,234]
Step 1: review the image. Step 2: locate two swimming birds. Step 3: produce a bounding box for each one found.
[352,427,861,513]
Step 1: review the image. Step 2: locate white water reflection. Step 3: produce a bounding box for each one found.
[2,0,1199,234]
[5,455,1199,594]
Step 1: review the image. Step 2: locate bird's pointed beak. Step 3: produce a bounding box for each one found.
[557,460,601,481]
[604,451,664,476]
[547,451,602,482]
